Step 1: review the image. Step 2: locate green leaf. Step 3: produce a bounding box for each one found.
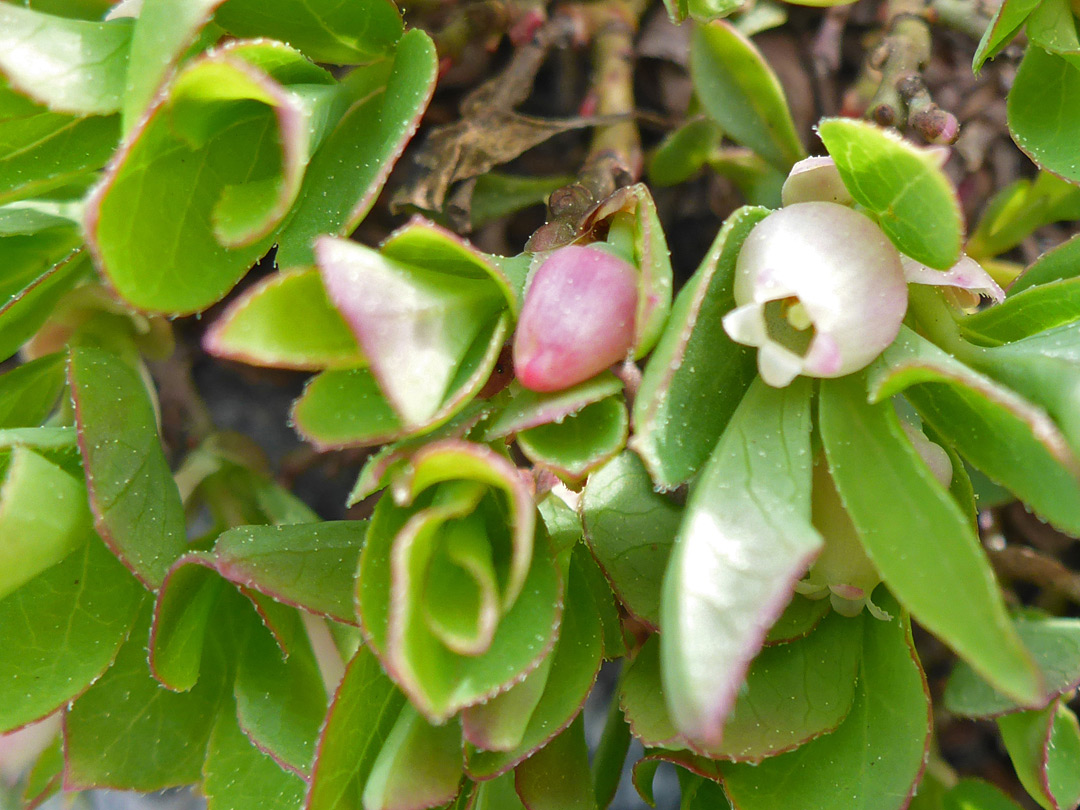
[0,6,132,116]
[20,732,63,810]
[0,446,92,600]
[998,699,1080,810]
[275,29,437,268]
[203,697,307,810]
[818,117,963,269]
[690,21,805,172]
[0,353,65,428]
[483,375,623,440]
[362,706,463,810]
[868,327,1080,537]
[461,645,554,753]
[819,373,1042,705]
[973,0,1041,70]
[0,109,118,205]
[465,561,603,779]
[660,377,820,747]
[517,396,629,481]
[946,616,1080,718]
[1008,47,1080,185]
[151,565,226,691]
[64,604,230,791]
[572,543,626,660]
[1012,234,1080,293]
[944,779,1025,810]
[235,608,328,777]
[959,277,1080,345]
[648,118,723,187]
[632,205,767,488]
[1026,0,1080,65]
[514,714,596,810]
[591,685,631,808]
[580,451,681,628]
[317,234,509,428]
[968,174,1080,260]
[88,44,310,315]
[121,0,225,133]
[69,346,187,589]
[204,268,365,370]
[0,248,87,363]
[471,772,528,810]
[303,646,406,810]
[214,0,402,64]
[623,612,861,761]
[720,591,930,810]
[0,534,144,732]
[764,594,830,644]
[210,521,367,623]
[292,368,405,450]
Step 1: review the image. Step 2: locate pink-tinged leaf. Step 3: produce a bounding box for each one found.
[362,706,463,810]
[632,750,723,807]
[514,246,637,393]
[720,590,932,810]
[86,45,310,314]
[461,653,554,753]
[516,396,629,482]
[998,699,1080,810]
[465,560,603,780]
[304,647,406,810]
[276,29,437,268]
[317,236,507,427]
[901,254,1006,302]
[203,268,366,371]
[514,714,595,810]
[68,346,187,590]
[660,377,819,748]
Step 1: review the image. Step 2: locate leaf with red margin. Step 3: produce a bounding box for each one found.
[234,607,329,778]
[632,749,723,807]
[821,372,1043,706]
[203,695,307,810]
[304,647,406,810]
[631,206,766,489]
[660,377,820,748]
[0,352,67,429]
[465,559,602,780]
[64,603,231,792]
[720,590,932,810]
[121,0,227,133]
[623,611,861,763]
[514,714,594,810]
[0,249,88,364]
[203,268,365,371]
[68,345,187,590]
[516,396,629,483]
[946,616,1080,719]
[20,730,63,810]
[470,772,528,810]
[483,376,622,440]
[0,534,144,733]
[581,450,681,629]
[292,368,405,451]
[275,30,437,268]
[317,230,508,428]
[868,327,1080,537]
[362,705,463,810]
[85,43,310,315]
[150,521,367,690]
[998,699,1080,810]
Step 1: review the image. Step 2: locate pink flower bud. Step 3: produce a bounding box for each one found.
[513,245,638,392]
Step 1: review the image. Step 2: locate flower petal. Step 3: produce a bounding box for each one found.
[901,254,1005,303]
[757,342,804,387]
[721,302,768,346]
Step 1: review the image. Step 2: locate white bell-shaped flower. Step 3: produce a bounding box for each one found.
[722,202,909,387]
